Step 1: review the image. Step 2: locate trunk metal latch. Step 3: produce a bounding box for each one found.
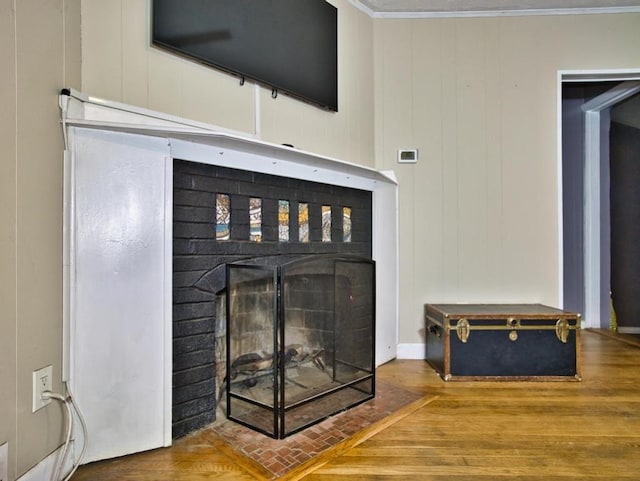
[455,318,470,343]
[507,317,520,342]
[555,318,570,343]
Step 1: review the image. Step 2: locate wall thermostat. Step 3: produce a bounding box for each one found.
[398,149,418,164]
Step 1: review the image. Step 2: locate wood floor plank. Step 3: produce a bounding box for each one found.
[72,330,640,480]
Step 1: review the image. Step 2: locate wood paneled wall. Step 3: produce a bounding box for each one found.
[373,14,640,342]
[80,0,375,167]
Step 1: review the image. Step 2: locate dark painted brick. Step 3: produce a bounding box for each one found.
[174,159,214,177]
[173,189,216,207]
[262,225,278,242]
[173,205,215,224]
[173,270,208,288]
[173,378,215,404]
[173,318,215,337]
[200,178,243,195]
[211,164,255,183]
[173,255,220,272]
[173,302,216,321]
[231,194,250,212]
[230,223,250,240]
[172,412,216,439]
[173,349,215,371]
[173,222,215,240]
[172,395,216,421]
[173,333,216,355]
[175,173,241,195]
[194,266,227,294]
[173,364,215,388]
[173,287,216,304]
[172,160,373,439]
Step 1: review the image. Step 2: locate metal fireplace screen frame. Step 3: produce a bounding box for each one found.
[226,254,375,439]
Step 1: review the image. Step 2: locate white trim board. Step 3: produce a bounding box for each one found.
[62,88,394,187]
[618,327,640,334]
[18,442,76,481]
[348,1,640,18]
[396,343,425,360]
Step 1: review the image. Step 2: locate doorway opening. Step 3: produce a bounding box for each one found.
[560,70,640,332]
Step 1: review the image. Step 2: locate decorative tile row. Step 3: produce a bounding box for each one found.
[215,194,351,243]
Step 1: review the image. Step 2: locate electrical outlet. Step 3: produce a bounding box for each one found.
[32,365,52,412]
[0,442,8,481]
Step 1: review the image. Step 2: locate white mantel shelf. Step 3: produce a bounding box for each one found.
[63,89,396,189]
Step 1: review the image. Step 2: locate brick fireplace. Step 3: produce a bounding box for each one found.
[64,90,397,462]
[172,160,374,438]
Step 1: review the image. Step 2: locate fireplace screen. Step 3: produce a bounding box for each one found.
[226,254,375,438]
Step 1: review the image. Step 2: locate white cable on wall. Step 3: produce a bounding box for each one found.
[46,92,90,481]
[63,382,88,481]
[41,391,71,481]
[41,383,88,481]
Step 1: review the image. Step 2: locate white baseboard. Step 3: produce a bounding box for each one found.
[18,442,75,481]
[618,326,640,334]
[396,343,425,360]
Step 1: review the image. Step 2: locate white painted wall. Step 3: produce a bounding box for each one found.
[71,128,171,462]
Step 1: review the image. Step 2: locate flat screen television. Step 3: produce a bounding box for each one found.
[152,0,338,112]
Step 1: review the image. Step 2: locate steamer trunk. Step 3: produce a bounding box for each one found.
[424,304,581,381]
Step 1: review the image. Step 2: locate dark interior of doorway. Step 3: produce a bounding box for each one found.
[610,109,640,331]
[562,82,640,331]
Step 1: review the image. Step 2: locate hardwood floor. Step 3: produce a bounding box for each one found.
[72,329,640,480]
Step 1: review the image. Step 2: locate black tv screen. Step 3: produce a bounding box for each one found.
[152,0,338,112]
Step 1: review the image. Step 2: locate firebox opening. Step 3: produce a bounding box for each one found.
[223,254,375,439]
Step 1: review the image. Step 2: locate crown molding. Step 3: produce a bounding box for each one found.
[347,0,377,16]
[348,2,640,18]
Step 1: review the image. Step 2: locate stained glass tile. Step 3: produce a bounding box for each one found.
[322,205,332,242]
[343,206,352,243]
[216,193,230,240]
[278,200,290,242]
[250,197,262,242]
[298,202,309,243]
